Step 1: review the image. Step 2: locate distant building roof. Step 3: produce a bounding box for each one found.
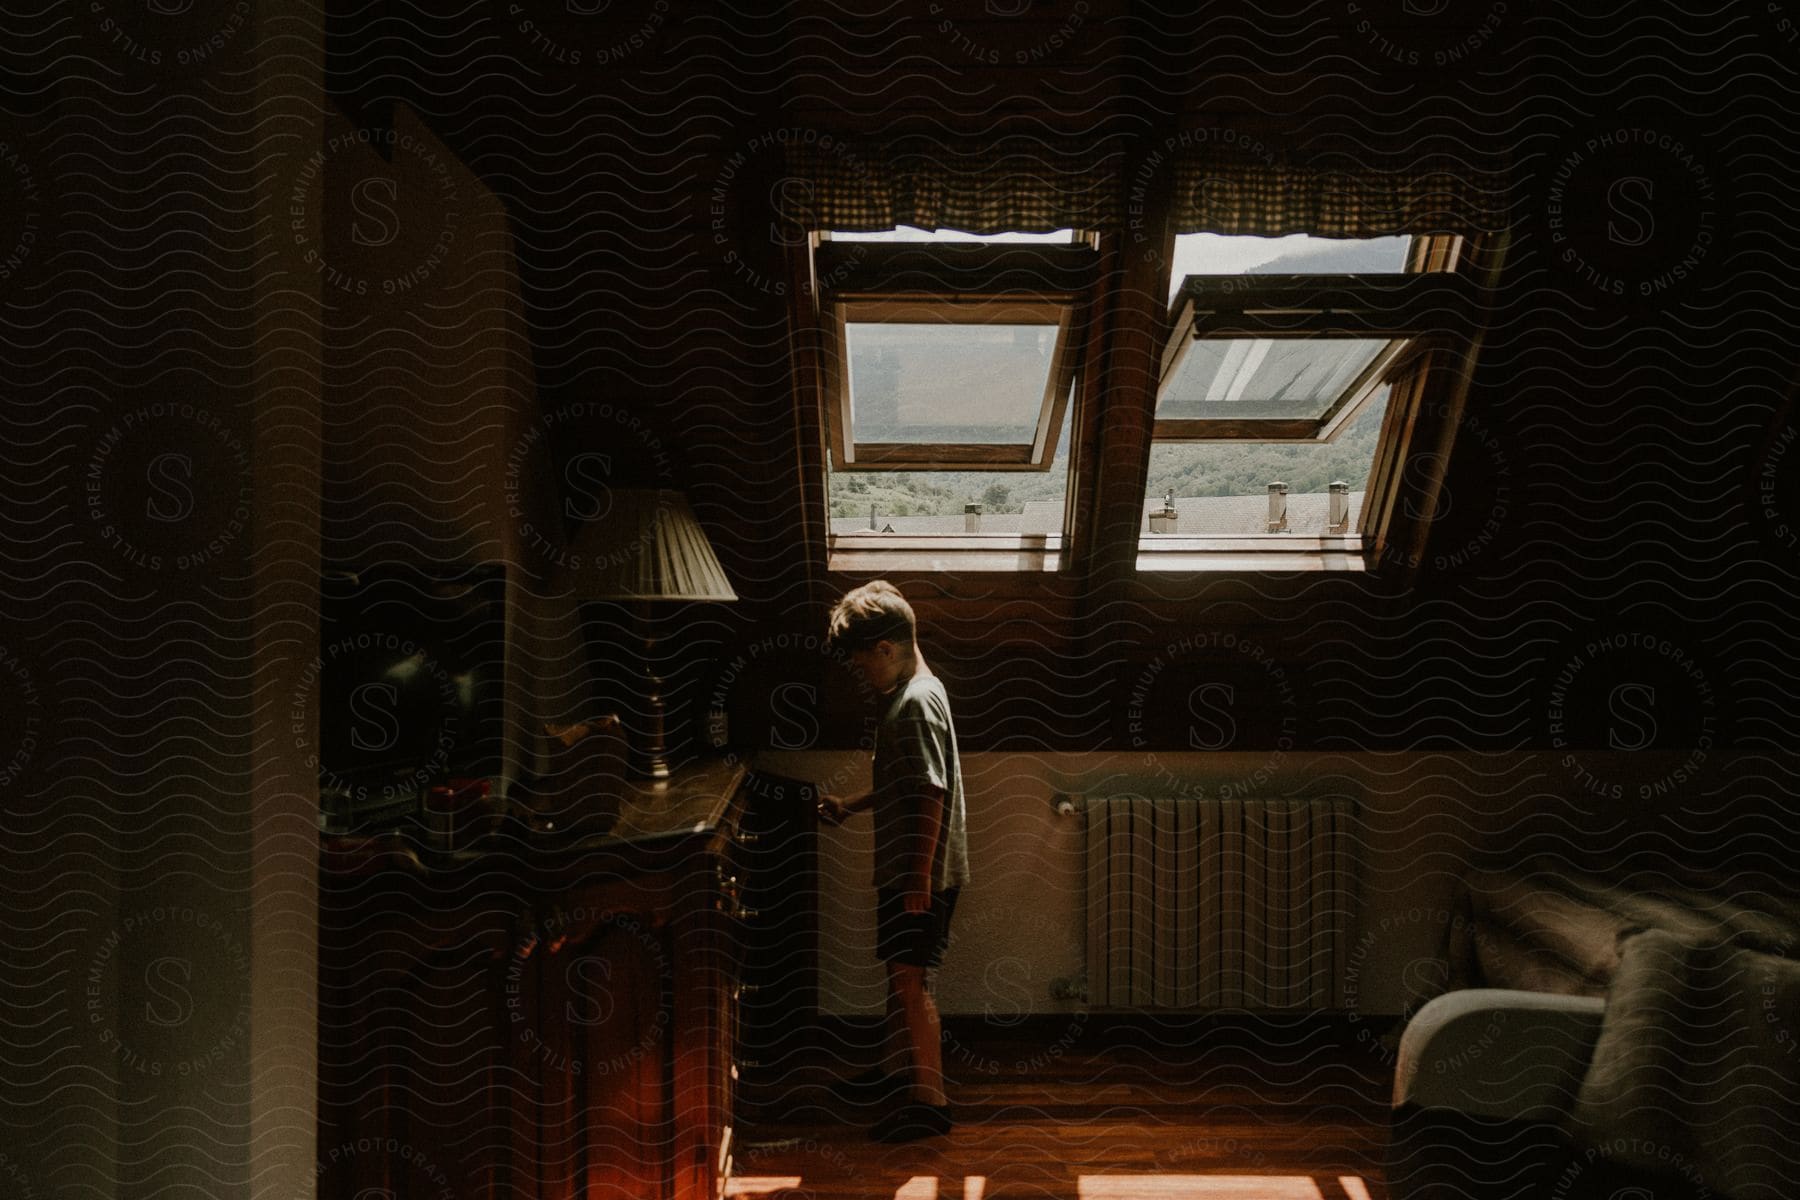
[1138,491,1366,535]
[828,512,1028,535]
[830,491,1365,537]
[1019,500,1065,534]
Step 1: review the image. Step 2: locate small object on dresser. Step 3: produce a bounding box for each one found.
[533,716,628,836]
[417,777,493,854]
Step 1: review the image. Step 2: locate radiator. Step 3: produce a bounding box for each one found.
[1084,796,1356,1010]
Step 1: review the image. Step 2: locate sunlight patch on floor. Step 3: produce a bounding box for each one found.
[1078,1175,1333,1199]
[729,1170,1370,1199]
[723,1177,802,1197]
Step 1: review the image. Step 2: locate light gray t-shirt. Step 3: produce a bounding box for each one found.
[871,672,970,892]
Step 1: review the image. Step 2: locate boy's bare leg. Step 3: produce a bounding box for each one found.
[877,981,909,1076]
[889,962,946,1106]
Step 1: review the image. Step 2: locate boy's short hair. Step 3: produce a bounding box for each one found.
[827,580,916,654]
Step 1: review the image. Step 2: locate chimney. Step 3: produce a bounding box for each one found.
[1327,481,1350,533]
[869,503,877,531]
[964,502,982,533]
[1148,489,1179,534]
[1266,481,1289,533]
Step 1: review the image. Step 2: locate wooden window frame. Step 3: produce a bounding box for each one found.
[823,294,1079,471]
[1134,233,1488,578]
[791,217,1494,590]
[801,236,1100,579]
[1153,233,1465,443]
[1152,321,1420,444]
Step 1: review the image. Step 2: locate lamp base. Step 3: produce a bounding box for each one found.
[638,622,670,781]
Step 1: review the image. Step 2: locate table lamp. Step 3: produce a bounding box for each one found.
[560,488,738,780]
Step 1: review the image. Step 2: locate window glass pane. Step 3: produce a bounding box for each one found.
[1139,387,1389,539]
[1168,233,1411,301]
[1157,337,1390,422]
[832,225,1076,243]
[847,321,1056,444]
[829,388,1073,535]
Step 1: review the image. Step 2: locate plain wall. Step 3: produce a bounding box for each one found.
[756,748,1711,1020]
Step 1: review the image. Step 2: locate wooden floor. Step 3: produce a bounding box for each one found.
[729,1016,1397,1200]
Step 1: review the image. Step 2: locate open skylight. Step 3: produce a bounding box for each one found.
[1167,233,1413,301]
[1152,234,1459,441]
[847,319,1058,445]
[831,225,1078,244]
[826,294,1076,470]
[1156,337,1394,424]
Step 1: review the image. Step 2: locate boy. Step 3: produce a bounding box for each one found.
[819,580,970,1142]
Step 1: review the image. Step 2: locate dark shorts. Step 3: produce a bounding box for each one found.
[875,886,960,969]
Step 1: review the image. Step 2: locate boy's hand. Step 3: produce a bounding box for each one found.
[902,886,931,914]
[816,794,850,826]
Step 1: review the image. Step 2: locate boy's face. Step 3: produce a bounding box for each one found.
[848,639,906,694]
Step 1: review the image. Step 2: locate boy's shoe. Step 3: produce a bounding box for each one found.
[830,1067,908,1103]
[869,1101,953,1143]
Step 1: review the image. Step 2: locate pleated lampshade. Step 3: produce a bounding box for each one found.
[561,489,738,602]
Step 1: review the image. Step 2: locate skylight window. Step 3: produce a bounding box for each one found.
[1153,234,1462,442]
[827,297,1076,468]
[1167,233,1412,300]
[830,226,1078,244]
[1154,275,1431,444]
[809,225,1095,476]
[1139,232,1474,560]
[792,186,1487,575]
[846,317,1058,446]
[1157,337,1397,425]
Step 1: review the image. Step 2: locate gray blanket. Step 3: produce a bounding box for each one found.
[1564,928,1800,1200]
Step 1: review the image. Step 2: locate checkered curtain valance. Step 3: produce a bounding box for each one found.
[780,133,1132,235]
[780,133,1508,237]
[1168,148,1510,237]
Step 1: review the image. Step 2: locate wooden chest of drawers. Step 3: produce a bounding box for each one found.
[317,759,814,1199]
